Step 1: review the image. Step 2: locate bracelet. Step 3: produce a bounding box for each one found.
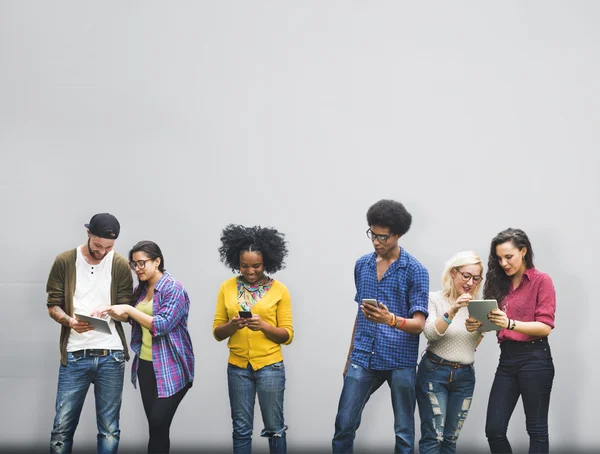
[397,317,407,330]
[507,318,511,329]
[509,319,517,330]
[388,313,396,327]
[442,312,452,325]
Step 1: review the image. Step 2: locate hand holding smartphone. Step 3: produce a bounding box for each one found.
[362,299,379,308]
[238,310,252,318]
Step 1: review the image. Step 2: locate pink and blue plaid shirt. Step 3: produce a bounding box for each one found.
[130,271,195,397]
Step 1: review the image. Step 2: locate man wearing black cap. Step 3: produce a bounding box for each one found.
[46,213,133,454]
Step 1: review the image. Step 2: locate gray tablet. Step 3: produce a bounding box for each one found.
[74,312,113,335]
[467,299,502,332]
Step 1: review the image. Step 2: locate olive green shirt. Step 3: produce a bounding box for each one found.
[46,248,133,365]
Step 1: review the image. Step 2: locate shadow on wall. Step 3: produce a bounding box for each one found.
[528,228,582,453]
[4,445,599,454]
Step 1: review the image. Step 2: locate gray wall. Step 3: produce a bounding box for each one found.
[1,1,598,453]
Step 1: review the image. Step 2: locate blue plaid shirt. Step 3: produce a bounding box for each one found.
[350,248,429,370]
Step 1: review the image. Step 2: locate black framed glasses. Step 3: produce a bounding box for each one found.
[366,229,394,243]
[129,259,153,270]
[453,268,483,284]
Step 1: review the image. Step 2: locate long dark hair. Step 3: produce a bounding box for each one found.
[483,228,534,304]
[130,240,165,303]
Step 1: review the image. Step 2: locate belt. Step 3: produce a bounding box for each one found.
[426,351,471,369]
[501,337,549,348]
[71,349,120,358]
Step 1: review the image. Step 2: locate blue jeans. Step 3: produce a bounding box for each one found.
[227,361,287,454]
[50,351,125,454]
[332,363,416,454]
[485,338,554,453]
[416,353,476,454]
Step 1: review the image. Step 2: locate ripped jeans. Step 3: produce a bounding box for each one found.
[227,361,287,454]
[416,353,475,454]
[50,351,125,454]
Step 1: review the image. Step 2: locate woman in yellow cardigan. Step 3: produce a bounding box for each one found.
[213,224,294,454]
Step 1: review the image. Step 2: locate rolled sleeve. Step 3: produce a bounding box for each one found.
[423,295,445,341]
[535,274,556,329]
[408,266,429,318]
[152,282,189,337]
[277,288,294,345]
[46,257,65,307]
[212,285,229,341]
[353,260,361,304]
[114,258,134,306]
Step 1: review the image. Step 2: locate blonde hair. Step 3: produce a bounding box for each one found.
[441,251,484,302]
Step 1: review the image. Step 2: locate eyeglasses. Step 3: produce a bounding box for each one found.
[453,268,483,284]
[129,259,153,270]
[366,229,394,243]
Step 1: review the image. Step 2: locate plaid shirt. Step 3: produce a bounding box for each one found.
[350,249,429,370]
[130,272,195,398]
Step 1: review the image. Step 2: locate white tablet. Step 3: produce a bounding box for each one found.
[467,299,502,332]
[74,312,112,335]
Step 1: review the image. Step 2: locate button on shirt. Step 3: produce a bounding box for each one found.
[351,249,429,370]
[130,272,195,398]
[497,267,556,343]
[68,247,122,351]
[212,277,294,370]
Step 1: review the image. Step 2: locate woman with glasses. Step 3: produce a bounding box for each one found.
[212,224,294,454]
[466,229,555,453]
[101,240,194,454]
[416,251,485,454]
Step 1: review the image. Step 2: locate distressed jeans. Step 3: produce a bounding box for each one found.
[227,361,287,454]
[50,351,125,454]
[416,353,476,454]
[332,363,417,454]
[485,338,554,453]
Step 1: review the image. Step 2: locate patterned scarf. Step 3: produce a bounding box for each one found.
[237,276,273,311]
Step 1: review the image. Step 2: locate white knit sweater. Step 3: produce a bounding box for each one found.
[423,290,483,365]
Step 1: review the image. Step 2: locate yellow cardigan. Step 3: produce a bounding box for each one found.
[213,277,294,370]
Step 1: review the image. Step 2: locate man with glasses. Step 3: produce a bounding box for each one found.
[46,213,133,454]
[332,199,429,454]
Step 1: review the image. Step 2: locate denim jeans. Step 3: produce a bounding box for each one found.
[485,338,555,454]
[416,353,476,454]
[332,363,416,454]
[227,361,287,454]
[49,351,125,454]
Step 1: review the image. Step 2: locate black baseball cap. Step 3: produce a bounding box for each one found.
[85,213,121,239]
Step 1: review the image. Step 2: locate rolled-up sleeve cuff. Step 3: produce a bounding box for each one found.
[282,327,294,345]
[409,306,429,318]
[151,320,162,337]
[535,316,555,329]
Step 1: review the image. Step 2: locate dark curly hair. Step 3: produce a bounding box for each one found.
[129,240,165,304]
[366,199,412,236]
[219,224,288,274]
[483,228,535,304]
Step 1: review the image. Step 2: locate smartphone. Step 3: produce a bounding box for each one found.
[362,299,379,308]
[238,310,253,318]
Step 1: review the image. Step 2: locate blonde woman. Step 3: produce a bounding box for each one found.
[416,251,484,454]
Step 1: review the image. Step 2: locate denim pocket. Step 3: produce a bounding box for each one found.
[270,361,285,369]
[111,350,125,363]
[67,352,84,363]
[530,346,553,361]
[419,357,442,372]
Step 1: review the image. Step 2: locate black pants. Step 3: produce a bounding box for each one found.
[138,359,190,454]
[485,338,555,453]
